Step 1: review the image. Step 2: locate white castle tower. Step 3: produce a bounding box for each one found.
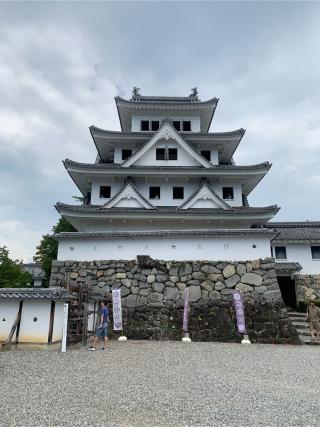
[55,88,278,260]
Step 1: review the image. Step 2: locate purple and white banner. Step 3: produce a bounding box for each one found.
[233,291,246,334]
[183,287,190,332]
[112,289,123,331]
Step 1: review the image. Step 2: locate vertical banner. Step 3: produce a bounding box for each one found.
[61,302,69,353]
[183,287,190,332]
[112,289,123,331]
[233,291,246,334]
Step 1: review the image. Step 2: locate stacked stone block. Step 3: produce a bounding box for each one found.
[50,257,299,344]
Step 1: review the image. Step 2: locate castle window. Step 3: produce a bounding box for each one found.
[183,121,191,131]
[168,148,178,160]
[156,148,165,160]
[149,187,160,199]
[173,187,184,199]
[151,121,160,131]
[122,149,132,161]
[201,150,211,161]
[311,246,320,260]
[222,187,234,200]
[100,186,111,198]
[275,246,287,260]
[141,120,149,131]
[173,121,181,131]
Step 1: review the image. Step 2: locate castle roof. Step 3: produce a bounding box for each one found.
[63,159,271,197]
[55,228,278,241]
[90,126,245,164]
[0,288,70,300]
[266,222,320,244]
[115,94,218,132]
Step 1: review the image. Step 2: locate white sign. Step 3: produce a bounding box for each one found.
[112,289,123,331]
[61,302,69,353]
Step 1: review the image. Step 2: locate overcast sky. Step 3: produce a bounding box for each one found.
[0,1,320,261]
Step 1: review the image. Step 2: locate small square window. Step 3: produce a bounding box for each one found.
[156,148,165,160]
[151,121,159,131]
[222,187,234,200]
[201,150,211,161]
[149,187,160,199]
[311,246,320,260]
[168,148,178,160]
[173,187,184,199]
[122,149,132,161]
[100,186,111,198]
[141,120,149,131]
[183,121,191,131]
[275,246,287,260]
[173,121,181,131]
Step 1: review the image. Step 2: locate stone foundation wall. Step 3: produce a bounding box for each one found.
[50,257,299,344]
[295,274,320,303]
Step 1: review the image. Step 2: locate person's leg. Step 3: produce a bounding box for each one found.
[89,328,100,350]
[104,335,108,348]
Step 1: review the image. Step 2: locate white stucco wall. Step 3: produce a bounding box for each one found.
[272,243,320,274]
[0,300,19,342]
[52,301,64,342]
[134,140,201,167]
[90,178,243,208]
[18,300,51,343]
[91,181,123,205]
[131,115,201,132]
[58,236,271,262]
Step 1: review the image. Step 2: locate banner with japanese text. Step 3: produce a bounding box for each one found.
[112,289,123,331]
[233,291,246,334]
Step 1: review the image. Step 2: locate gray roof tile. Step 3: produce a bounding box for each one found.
[55,228,277,240]
[56,202,279,216]
[0,288,70,300]
[266,222,320,242]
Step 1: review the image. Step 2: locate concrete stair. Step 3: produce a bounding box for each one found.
[288,311,320,345]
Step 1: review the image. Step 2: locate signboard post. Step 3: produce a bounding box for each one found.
[233,291,251,344]
[182,287,191,343]
[61,302,69,353]
[112,289,127,342]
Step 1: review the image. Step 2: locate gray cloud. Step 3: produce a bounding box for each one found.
[0,1,319,260]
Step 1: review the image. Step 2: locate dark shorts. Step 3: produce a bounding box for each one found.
[95,324,108,337]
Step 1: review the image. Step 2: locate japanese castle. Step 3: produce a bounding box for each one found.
[55,88,279,261]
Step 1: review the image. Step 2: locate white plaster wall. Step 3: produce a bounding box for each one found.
[91,179,244,208]
[114,146,134,164]
[272,243,320,274]
[58,236,271,262]
[134,140,201,167]
[52,301,64,342]
[18,300,51,343]
[0,300,19,342]
[91,181,123,205]
[131,115,201,132]
[213,183,243,207]
[193,145,219,165]
[138,179,195,207]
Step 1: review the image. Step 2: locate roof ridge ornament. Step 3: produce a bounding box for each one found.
[160,116,173,127]
[132,86,141,99]
[189,87,199,101]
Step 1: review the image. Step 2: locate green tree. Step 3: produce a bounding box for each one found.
[0,246,33,288]
[34,217,76,283]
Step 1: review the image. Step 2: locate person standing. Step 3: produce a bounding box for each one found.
[88,300,109,351]
[306,301,320,342]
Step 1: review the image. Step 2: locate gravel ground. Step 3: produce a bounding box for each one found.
[1,341,320,426]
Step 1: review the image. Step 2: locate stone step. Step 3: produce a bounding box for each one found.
[290,321,309,328]
[289,312,306,318]
[296,329,311,336]
[300,336,320,345]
